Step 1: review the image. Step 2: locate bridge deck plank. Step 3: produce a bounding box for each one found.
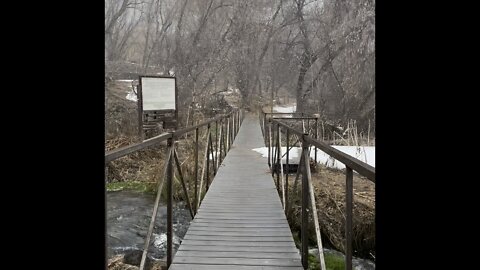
[171,114,302,269]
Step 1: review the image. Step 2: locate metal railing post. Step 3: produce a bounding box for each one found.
[206,124,211,192]
[173,148,194,219]
[268,119,272,168]
[315,117,318,164]
[301,134,309,269]
[166,137,174,268]
[194,127,199,214]
[215,120,219,170]
[285,128,289,214]
[138,141,172,270]
[346,166,353,270]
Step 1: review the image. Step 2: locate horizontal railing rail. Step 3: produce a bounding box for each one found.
[261,110,375,270]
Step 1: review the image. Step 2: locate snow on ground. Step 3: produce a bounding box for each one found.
[252,146,375,171]
[273,104,296,113]
[126,89,137,102]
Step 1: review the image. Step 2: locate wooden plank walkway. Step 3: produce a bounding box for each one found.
[170,114,303,270]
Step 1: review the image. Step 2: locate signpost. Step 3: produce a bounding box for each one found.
[137,76,178,140]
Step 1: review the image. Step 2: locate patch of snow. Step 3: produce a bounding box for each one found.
[153,233,180,249]
[252,145,375,171]
[209,151,221,160]
[153,233,167,248]
[273,105,297,113]
[126,90,137,102]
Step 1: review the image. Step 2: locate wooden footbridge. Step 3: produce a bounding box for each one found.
[105,109,375,270]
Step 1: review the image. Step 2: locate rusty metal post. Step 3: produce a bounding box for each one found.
[237,110,240,135]
[137,83,144,141]
[276,123,281,193]
[173,149,194,219]
[222,118,227,158]
[285,128,289,214]
[219,120,223,165]
[279,126,285,210]
[263,112,267,142]
[215,120,219,170]
[222,118,227,159]
[139,145,171,270]
[301,134,309,269]
[194,127,199,214]
[315,118,318,164]
[206,124,211,192]
[231,113,234,145]
[268,119,272,168]
[346,166,353,270]
[166,138,174,268]
[209,132,216,177]
[272,122,277,178]
[226,116,230,151]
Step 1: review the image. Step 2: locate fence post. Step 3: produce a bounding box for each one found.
[346,167,353,270]
[315,118,318,164]
[301,134,309,269]
[285,128,289,214]
[194,127,199,214]
[139,138,172,270]
[166,137,174,268]
[268,119,272,168]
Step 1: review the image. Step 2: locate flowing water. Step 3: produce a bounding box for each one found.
[107,191,192,263]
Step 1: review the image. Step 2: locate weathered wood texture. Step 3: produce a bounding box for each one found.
[170,114,302,270]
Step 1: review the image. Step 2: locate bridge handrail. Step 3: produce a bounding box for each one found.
[105,111,237,163]
[273,119,375,182]
[262,109,374,270]
[105,109,244,270]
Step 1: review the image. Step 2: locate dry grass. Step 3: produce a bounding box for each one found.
[288,165,375,259]
[107,255,166,270]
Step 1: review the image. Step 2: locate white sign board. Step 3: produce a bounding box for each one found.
[140,77,176,111]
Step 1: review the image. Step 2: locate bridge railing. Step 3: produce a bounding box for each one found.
[105,109,244,270]
[261,110,375,270]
